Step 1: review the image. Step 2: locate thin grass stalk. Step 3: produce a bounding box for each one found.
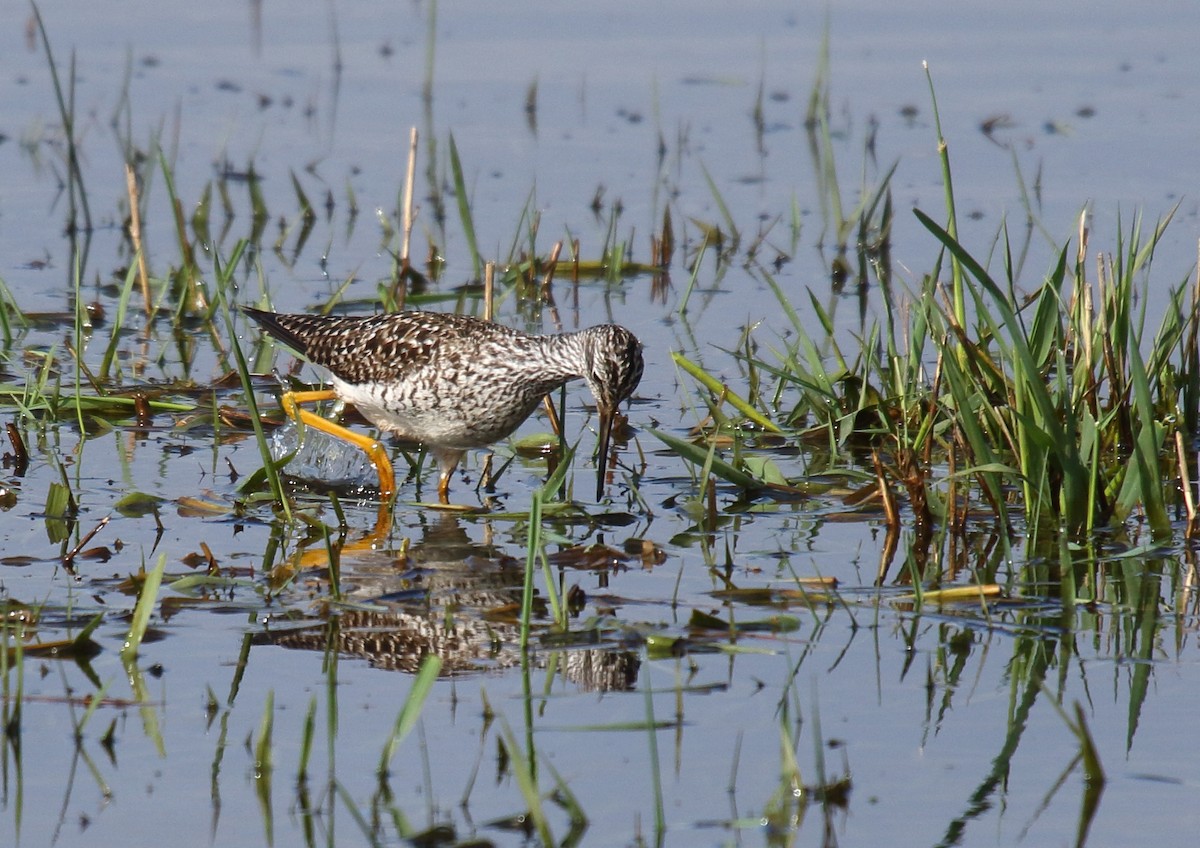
[698,160,739,245]
[98,263,140,382]
[677,232,709,315]
[322,523,342,602]
[158,150,205,318]
[922,62,963,327]
[1186,241,1200,437]
[1143,282,1189,396]
[536,543,564,630]
[483,261,495,321]
[1115,341,1170,536]
[541,239,563,301]
[400,127,418,271]
[31,4,92,234]
[855,160,898,252]
[124,163,152,316]
[288,170,314,221]
[0,272,28,347]
[803,32,840,236]
[191,180,212,248]
[520,490,542,652]
[421,0,437,104]
[523,209,542,285]
[121,552,166,661]
[597,202,619,276]
[672,351,780,433]
[70,249,86,439]
[501,187,537,271]
[448,134,482,281]
[815,104,850,245]
[216,247,292,520]
[1175,430,1197,534]
[649,428,759,491]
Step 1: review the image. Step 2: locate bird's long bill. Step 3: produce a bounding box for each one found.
[595,404,615,502]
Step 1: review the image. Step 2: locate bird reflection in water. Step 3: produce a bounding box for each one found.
[254,511,641,692]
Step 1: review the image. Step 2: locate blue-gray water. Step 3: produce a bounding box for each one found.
[1,2,1199,846]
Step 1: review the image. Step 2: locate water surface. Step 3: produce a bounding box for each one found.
[1,2,1199,846]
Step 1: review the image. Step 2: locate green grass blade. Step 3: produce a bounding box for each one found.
[121,553,166,661]
[520,488,543,650]
[673,351,781,433]
[216,255,291,521]
[377,653,441,776]
[448,133,482,280]
[649,428,760,490]
[1115,341,1170,536]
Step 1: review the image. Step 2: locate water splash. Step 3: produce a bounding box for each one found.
[268,421,378,487]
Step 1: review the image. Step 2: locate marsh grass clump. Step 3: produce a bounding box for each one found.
[662,66,1200,565]
[667,204,1200,554]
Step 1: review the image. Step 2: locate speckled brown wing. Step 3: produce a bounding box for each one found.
[243,308,525,386]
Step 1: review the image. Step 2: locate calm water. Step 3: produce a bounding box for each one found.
[2,2,1200,846]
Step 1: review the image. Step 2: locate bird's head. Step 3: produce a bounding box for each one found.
[583,325,644,500]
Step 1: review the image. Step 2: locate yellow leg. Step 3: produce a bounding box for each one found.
[429,448,466,506]
[279,389,396,498]
[541,395,563,438]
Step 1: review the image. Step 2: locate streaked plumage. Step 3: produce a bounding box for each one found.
[243,307,643,502]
